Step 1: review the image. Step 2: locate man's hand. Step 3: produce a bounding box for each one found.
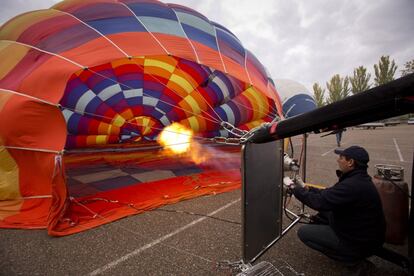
[283,175,306,190]
[294,175,305,188]
[283,176,295,190]
[246,123,272,143]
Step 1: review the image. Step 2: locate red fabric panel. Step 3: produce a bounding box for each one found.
[49,169,241,236]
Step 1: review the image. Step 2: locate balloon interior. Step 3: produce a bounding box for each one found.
[0,0,285,236]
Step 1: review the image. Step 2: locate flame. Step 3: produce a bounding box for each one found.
[158,123,193,154]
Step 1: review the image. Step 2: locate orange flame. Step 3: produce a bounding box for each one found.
[158,123,193,154]
[158,123,209,164]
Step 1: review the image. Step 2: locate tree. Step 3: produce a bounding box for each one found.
[374,55,397,86]
[312,82,325,107]
[349,66,371,94]
[326,74,350,104]
[401,59,414,76]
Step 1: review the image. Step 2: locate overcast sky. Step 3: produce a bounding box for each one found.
[1,0,413,91]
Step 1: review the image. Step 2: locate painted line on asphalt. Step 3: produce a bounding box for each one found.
[88,198,240,276]
[321,148,335,156]
[393,138,404,162]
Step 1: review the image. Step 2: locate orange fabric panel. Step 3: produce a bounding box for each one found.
[0,151,67,229]
[49,169,241,236]
[222,56,249,85]
[153,33,197,63]
[109,33,167,57]
[17,57,79,103]
[191,40,226,72]
[0,96,66,150]
[0,198,51,229]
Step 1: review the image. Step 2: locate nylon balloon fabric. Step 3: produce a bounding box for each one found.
[0,0,282,235]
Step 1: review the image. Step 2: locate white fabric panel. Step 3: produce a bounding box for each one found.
[143,96,158,107]
[175,11,215,36]
[75,90,96,114]
[213,76,231,101]
[61,109,74,121]
[124,88,143,99]
[221,104,235,124]
[98,84,122,101]
[160,115,171,126]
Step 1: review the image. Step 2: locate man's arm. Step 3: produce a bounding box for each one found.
[292,180,355,211]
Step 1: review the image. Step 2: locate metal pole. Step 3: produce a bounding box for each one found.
[409,152,413,276]
[301,134,307,213]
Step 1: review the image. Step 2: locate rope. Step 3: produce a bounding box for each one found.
[0,89,58,107]
[4,146,62,154]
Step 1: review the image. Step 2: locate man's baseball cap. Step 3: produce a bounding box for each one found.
[334,145,369,165]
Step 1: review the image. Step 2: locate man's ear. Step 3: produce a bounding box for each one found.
[348,158,355,168]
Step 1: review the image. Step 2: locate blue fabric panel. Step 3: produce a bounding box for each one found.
[215,106,228,122]
[105,93,124,106]
[87,17,146,35]
[63,82,90,108]
[90,78,115,94]
[208,82,224,103]
[126,97,142,106]
[143,89,162,99]
[84,97,102,114]
[90,175,141,191]
[226,101,241,125]
[283,94,317,117]
[127,3,177,21]
[120,79,143,90]
[181,24,217,50]
[216,28,245,63]
[173,166,203,176]
[66,112,82,134]
[155,99,174,113]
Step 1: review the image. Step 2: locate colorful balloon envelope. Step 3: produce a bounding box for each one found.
[0,0,282,235]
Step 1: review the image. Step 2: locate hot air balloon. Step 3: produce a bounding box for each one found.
[0,0,282,235]
[274,79,316,118]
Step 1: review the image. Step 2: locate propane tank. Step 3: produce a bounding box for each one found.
[372,164,409,245]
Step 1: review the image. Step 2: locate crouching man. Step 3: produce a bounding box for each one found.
[288,146,385,276]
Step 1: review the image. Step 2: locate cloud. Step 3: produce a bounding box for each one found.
[1,0,413,91]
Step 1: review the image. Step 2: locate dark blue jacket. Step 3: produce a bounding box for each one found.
[293,168,386,250]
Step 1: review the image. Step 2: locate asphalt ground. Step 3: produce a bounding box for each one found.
[1,124,413,276]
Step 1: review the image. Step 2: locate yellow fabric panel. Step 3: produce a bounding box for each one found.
[189,91,207,111]
[120,109,134,120]
[244,87,268,120]
[0,10,62,40]
[145,59,175,73]
[187,116,200,132]
[112,114,126,127]
[95,135,108,145]
[145,66,172,80]
[0,42,29,80]
[0,199,23,220]
[98,123,119,135]
[183,95,201,114]
[173,68,198,89]
[0,145,21,200]
[166,80,188,98]
[170,74,193,94]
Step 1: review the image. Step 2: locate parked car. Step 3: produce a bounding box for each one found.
[408,118,414,125]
